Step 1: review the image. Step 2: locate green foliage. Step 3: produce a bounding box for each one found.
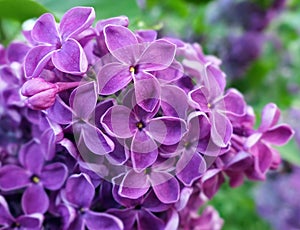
[209,181,272,230]
[38,0,141,20]
[0,0,49,21]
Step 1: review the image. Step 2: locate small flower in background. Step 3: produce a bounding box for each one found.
[255,163,300,230]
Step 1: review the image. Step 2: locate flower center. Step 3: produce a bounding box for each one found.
[207,103,212,109]
[31,175,40,184]
[129,66,135,74]
[136,121,145,131]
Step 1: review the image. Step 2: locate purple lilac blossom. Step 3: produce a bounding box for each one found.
[0,6,294,230]
[255,164,300,230]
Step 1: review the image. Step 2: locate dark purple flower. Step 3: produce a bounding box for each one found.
[0,140,68,214]
[60,173,123,230]
[24,7,95,77]
[0,195,44,229]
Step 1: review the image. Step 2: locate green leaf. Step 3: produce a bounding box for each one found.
[0,0,49,22]
[38,0,141,20]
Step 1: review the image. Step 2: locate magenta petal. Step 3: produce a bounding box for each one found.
[189,86,210,112]
[97,62,132,95]
[262,124,294,146]
[131,131,158,172]
[138,39,176,71]
[17,213,44,229]
[41,163,68,190]
[64,173,95,208]
[80,122,115,155]
[161,85,188,119]
[71,81,97,120]
[222,89,246,116]
[24,45,55,78]
[104,25,139,64]
[31,13,59,44]
[0,165,30,191]
[101,105,135,138]
[259,103,280,132]
[134,72,160,112]
[85,211,124,230]
[137,209,165,230]
[210,112,232,147]
[59,7,95,40]
[148,117,187,145]
[150,171,180,204]
[52,38,87,74]
[176,151,206,186]
[119,170,150,199]
[155,60,183,83]
[22,185,49,214]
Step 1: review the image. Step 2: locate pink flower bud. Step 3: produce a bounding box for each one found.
[21,78,57,97]
[26,88,58,110]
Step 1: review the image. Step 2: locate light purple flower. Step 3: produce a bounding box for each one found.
[101,98,186,172]
[24,7,95,77]
[97,25,176,112]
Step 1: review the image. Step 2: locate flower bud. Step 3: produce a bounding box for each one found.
[21,78,57,97]
[26,88,58,110]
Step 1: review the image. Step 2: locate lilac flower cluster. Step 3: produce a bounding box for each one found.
[255,163,300,230]
[210,0,287,79]
[0,7,294,229]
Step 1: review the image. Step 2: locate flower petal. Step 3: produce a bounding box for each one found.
[22,185,49,214]
[188,86,210,112]
[70,81,97,120]
[119,170,150,200]
[52,38,87,74]
[0,195,14,226]
[150,171,180,204]
[137,209,165,230]
[134,72,160,112]
[85,211,124,230]
[176,151,206,186]
[19,140,44,175]
[24,45,55,78]
[262,124,294,146]
[101,105,135,139]
[131,131,158,172]
[161,85,188,119]
[138,39,176,71]
[222,88,246,116]
[41,163,68,190]
[31,13,60,44]
[148,117,187,145]
[107,208,137,230]
[59,7,95,40]
[17,213,44,229]
[64,173,95,208]
[259,103,280,132]
[79,122,115,155]
[97,62,132,95]
[104,25,139,64]
[210,112,232,147]
[0,165,30,191]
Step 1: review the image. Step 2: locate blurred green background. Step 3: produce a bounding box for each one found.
[1,0,300,229]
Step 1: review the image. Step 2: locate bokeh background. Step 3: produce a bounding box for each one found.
[1,0,299,229]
